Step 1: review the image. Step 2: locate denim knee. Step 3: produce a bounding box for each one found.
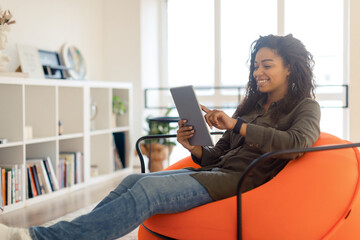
[131,173,213,215]
[118,173,144,190]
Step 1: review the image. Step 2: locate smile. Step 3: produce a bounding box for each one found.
[256,79,269,86]
[257,79,268,83]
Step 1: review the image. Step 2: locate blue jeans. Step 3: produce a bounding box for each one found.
[29,169,213,240]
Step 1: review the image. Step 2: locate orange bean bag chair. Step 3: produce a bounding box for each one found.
[138,133,360,239]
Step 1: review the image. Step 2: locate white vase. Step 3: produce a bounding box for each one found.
[0,26,11,72]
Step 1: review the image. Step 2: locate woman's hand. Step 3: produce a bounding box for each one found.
[201,105,237,131]
[177,120,202,158]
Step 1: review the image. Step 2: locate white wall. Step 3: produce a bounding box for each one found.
[2,0,104,80]
[103,0,141,84]
[102,0,144,146]
[349,0,360,142]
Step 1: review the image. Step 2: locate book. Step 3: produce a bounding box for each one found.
[59,153,74,187]
[42,159,54,191]
[43,157,59,191]
[15,166,20,203]
[58,158,65,189]
[2,169,6,206]
[0,168,3,210]
[11,165,22,203]
[75,151,83,184]
[30,166,42,196]
[27,165,38,197]
[27,167,34,199]
[7,170,12,205]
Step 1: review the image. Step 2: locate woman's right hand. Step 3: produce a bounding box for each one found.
[177,120,202,158]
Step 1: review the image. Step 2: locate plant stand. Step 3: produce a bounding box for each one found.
[140,143,173,172]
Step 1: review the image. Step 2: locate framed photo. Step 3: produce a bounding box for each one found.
[38,50,66,79]
[61,43,87,80]
[17,44,45,79]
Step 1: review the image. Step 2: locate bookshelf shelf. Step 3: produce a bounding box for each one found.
[90,129,112,136]
[24,137,58,145]
[0,77,133,213]
[0,142,23,148]
[112,126,131,133]
[58,133,84,140]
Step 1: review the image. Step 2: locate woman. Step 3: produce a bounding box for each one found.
[0,34,320,240]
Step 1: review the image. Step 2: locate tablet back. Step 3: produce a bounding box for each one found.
[170,86,214,146]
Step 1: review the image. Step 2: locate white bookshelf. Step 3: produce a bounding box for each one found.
[0,77,133,213]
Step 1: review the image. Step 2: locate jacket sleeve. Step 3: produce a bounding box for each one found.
[191,130,232,166]
[244,99,321,158]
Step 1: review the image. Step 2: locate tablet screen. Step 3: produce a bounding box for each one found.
[170,86,214,146]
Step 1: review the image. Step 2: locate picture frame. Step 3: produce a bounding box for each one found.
[17,44,45,79]
[38,49,67,79]
[60,43,87,80]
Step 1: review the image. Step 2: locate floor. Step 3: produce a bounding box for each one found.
[0,170,134,228]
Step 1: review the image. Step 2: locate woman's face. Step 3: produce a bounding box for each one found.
[253,47,290,101]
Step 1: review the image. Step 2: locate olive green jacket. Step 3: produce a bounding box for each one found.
[190,98,321,201]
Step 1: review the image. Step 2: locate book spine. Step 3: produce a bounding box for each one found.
[63,160,67,188]
[16,166,20,203]
[19,165,24,203]
[34,164,45,194]
[0,168,3,209]
[27,167,34,199]
[31,165,42,195]
[28,166,38,197]
[76,152,82,184]
[7,171,11,205]
[58,160,62,189]
[2,169,6,205]
[45,157,59,191]
[81,154,84,182]
[58,158,65,189]
[37,161,52,193]
[12,167,17,203]
[42,159,54,191]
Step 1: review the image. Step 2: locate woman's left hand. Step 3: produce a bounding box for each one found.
[201,105,237,131]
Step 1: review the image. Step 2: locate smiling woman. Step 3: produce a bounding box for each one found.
[235,34,316,123]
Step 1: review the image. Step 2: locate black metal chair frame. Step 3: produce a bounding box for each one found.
[136,134,360,240]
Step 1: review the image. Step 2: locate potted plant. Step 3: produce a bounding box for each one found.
[112,96,126,127]
[140,108,177,172]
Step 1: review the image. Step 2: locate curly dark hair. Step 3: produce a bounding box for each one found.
[234,34,316,120]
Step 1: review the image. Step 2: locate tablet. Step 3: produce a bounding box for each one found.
[170,85,214,146]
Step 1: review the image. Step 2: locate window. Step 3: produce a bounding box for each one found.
[167,0,214,87]
[221,0,277,86]
[284,0,346,138]
[164,0,347,139]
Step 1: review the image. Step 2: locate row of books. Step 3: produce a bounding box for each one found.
[0,164,24,209]
[58,151,84,188]
[0,151,85,207]
[26,157,59,199]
